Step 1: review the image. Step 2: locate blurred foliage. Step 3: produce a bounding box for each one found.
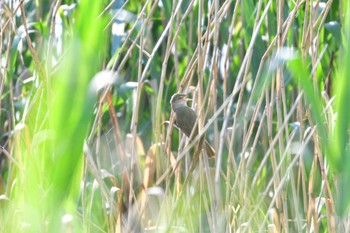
[0,0,349,232]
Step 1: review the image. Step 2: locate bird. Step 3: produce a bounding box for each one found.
[170,93,215,157]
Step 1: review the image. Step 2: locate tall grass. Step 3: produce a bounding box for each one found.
[0,0,349,232]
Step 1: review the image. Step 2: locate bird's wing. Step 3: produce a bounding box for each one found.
[175,106,197,137]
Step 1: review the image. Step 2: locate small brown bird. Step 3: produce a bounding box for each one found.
[170,93,215,157]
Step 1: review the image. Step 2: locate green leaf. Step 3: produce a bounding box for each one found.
[325,21,341,44]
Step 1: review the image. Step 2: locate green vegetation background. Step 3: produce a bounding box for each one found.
[0,0,349,232]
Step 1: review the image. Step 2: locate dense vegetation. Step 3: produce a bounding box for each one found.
[0,0,349,232]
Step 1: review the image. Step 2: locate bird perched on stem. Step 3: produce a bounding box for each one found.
[170,93,215,157]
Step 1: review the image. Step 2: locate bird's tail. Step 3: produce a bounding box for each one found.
[205,140,215,157]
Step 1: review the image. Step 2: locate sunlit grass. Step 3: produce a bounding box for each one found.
[0,0,349,232]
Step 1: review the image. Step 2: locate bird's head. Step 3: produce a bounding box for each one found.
[170,93,191,111]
